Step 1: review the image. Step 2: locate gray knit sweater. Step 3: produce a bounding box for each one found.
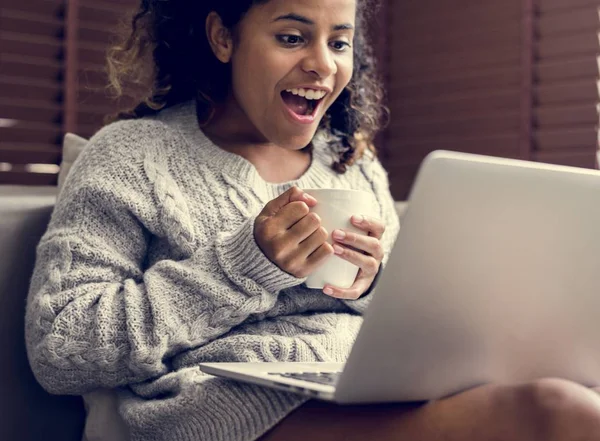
[25,101,400,441]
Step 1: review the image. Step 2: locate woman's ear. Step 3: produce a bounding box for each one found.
[206,12,233,63]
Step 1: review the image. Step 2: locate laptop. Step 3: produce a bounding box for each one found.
[199,150,600,404]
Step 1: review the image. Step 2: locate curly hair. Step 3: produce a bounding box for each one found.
[106,0,388,173]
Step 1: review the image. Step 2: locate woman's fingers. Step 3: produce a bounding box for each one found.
[332,229,384,262]
[323,276,371,300]
[331,243,380,278]
[351,215,386,239]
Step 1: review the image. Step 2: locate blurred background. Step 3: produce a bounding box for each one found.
[0,0,598,200]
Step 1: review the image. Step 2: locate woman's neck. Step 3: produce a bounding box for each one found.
[199,99,312,183]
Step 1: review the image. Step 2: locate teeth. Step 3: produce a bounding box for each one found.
[285,88,327,100]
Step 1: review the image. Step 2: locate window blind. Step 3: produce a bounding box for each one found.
[0,0,138,185]
[532,0,599,168]
[0,0,65,185]
[382,0,600,200]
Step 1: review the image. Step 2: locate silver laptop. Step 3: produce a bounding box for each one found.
[199,150,600,404]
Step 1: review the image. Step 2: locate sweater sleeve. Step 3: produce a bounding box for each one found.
[342,156,401,314]
[25,123,303,395]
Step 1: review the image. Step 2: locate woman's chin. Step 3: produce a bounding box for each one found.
[281,135,316,151]
[269,129,318,151]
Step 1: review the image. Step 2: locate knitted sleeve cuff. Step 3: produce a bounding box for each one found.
[215,216,305,293]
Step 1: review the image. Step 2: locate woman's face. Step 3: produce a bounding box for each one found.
[215,0,356,149]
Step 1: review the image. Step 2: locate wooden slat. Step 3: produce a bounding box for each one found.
[536,57,598,82]
[0,123,62,144]
[535,80,597,105]
[0,99,62,123]
[387,134,521,162]
[390,112,520,138]
[0,145,61,164]
[535,128,597,150]
[538,0,599,12]
[0,9,63,38]
[392,0,521,32]
[535,104,598,127]
[0,76,61,102]
[0,32,62,59]
[390,72,521,100]
[390,45,520,77]
[0,55,63,81]
[391,66,521,92]
[1,0,64,16]
[0,171,58,186]
[392,22,520,57]
[536,5,599,35]
[533,149,597,168]
[536,33,599,60]
[390,89,521,117]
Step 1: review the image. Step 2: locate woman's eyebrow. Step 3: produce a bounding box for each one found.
[272,13,354,31]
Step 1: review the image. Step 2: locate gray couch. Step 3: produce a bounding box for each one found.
[0,184,407,441]
[0,186,85,441]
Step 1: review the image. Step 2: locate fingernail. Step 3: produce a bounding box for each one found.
[333,230,346,240]
[333,244,344,255]
[353,215,364,224]
[303,193,316,202]
[323,287,334,295]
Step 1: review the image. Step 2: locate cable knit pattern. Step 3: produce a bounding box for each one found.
[25,101,400,441]
[143,151,196,258]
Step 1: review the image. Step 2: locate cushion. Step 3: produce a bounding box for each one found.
[58,133,88,192]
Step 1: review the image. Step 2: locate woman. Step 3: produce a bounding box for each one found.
[25,0,600,440]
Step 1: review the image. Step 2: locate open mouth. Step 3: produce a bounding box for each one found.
[281,88,327,118]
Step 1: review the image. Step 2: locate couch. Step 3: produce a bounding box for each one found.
[0,185,86,441]
[0,181,407,441]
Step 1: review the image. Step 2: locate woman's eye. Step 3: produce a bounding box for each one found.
[277,35,304,46]
[330,41,351,52]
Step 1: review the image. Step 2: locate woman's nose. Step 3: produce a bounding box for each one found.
[302,43,337,79]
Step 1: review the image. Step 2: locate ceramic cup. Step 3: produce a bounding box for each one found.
[302,188,376,289]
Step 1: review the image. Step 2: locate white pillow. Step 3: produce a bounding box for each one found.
[58,133,88,192]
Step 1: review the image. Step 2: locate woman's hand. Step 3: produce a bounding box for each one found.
[323,215,386,300]
[255,187,335,278]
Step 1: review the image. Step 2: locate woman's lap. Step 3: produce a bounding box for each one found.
[258,379,600,441]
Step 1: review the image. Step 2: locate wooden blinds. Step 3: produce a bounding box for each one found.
[382,0,600,200]
[0,0,65,185]
[0,0,138,186]
[533,0,599,168]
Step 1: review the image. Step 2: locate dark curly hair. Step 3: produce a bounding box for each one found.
[106,0,388,173]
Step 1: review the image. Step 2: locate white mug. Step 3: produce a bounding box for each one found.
[302,188,377,289]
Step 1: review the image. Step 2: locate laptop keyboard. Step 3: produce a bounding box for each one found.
[269,371,341,386]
